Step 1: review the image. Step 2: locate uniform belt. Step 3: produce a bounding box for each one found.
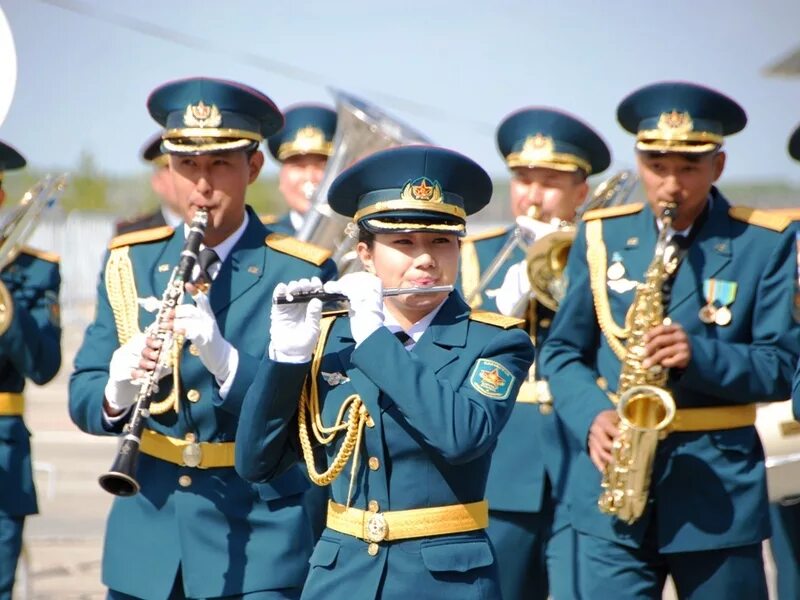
[326,499,489,543]
[669,403,757,432]
[139,429,235,469]
[0,393,24,416]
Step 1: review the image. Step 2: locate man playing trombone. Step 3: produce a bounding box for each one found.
[69,77,335,600]
[0,142,62,600]
[459,108,610,599]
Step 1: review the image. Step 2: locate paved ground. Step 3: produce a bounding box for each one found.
[10,307,782,599]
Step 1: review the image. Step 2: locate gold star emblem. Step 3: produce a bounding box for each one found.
[183,101,222,128]
[657,110,693,135]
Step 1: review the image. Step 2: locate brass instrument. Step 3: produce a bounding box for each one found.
[99,209,208,497]
[295,90,429,273]
[597,202,678,524]
[525,170,639,312]
[0,175,67,334]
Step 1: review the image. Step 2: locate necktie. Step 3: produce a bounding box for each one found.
[393,330,412,347]
[196,248,220,284]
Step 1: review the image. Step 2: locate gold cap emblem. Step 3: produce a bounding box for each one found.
[401,177,443,203]
[657,110,693,136]
[519,133,556,161]
[293,126,326,152]
[183,101,222,128]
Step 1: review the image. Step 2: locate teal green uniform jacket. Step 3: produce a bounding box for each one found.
[0,249,61,518]
[69,207,336,599]
[540,189,800,552]
[235,292,535,599]
[460,227,575,512]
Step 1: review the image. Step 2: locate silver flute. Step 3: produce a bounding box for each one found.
[273,285,454,305]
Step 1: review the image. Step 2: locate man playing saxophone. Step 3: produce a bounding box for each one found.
[69,78,336,600]
[460,108,610,599]
[540,82,800,599]
[0,142,61,600]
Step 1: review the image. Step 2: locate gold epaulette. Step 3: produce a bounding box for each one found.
[259,214,279,225]
[265,233,332,266]
[20,245,60,263]
[469,310,525,330]
[463,226,509,243]
[769,207,800,221]
[729,206,790,232]
[582,203,643,221]
[108,225,174,249]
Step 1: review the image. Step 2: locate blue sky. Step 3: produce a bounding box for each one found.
[2,0,800,184]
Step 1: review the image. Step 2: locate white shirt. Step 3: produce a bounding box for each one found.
[382,298,448,351]
[184,211,250,282]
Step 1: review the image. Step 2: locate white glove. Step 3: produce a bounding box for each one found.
[323,272,384,346]
[492,259,531,317]
[269,277,323,363]
[174,292,236,382]
[104,333,151,412]
[515,214,561,243]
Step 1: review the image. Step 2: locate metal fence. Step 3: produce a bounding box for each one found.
[26,213,116,318]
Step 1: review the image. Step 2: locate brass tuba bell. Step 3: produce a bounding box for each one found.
[524,170,640,312]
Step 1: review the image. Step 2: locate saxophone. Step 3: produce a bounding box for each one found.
[597,202,678,524]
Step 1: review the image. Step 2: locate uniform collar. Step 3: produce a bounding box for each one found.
[289,210,304,231]
[382,297,448,350]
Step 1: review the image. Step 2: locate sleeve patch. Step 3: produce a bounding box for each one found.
[469,358,515,400]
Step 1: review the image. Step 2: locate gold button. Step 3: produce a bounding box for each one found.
[367,543,379,556]
[189,344,200,356]
[187,389,201,403]
[366,415,375,428]
[539,404,553,415]
[539,318,552,328]
[368,500,379,513]
[185,432,196,443]
[368,457,380,471]
[178,475,192,487]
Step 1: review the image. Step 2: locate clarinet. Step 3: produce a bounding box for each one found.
[98,209,209,497]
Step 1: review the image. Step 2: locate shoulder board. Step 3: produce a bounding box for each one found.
[768,207,800,221]
[469,309,525,330]
[108,225,174,249]
[20,245,60,263]
[729,206,790,233]
[463,226,509,243]
[582,203,643,221]
[322,308,349,318]
[265,233,332,267]
[259,214,279,225]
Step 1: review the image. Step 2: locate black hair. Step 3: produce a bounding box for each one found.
[357,224,376,248]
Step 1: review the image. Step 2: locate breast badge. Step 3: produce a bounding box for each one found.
[321,371,350,386]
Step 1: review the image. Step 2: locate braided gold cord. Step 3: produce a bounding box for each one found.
[460,240,482,309]
[105,247,140,344]
[585,220,631,360]
[105,246,181,415]
[296,315,371,504]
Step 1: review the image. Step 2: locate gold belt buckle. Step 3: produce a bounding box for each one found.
[182,443,203,468]
[365,512,388,543]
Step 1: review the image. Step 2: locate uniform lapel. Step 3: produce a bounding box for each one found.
[209,208,267,316]
[410,292,469,373]
[668,189,732,314]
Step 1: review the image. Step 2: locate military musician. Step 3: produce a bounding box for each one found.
[114,132,185,235]
[262,104,336,235]
[69,77,336,599]
[0,141,62,600]
[235,145,535,598]
[461,108,610,599]
[540,81,800,598]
